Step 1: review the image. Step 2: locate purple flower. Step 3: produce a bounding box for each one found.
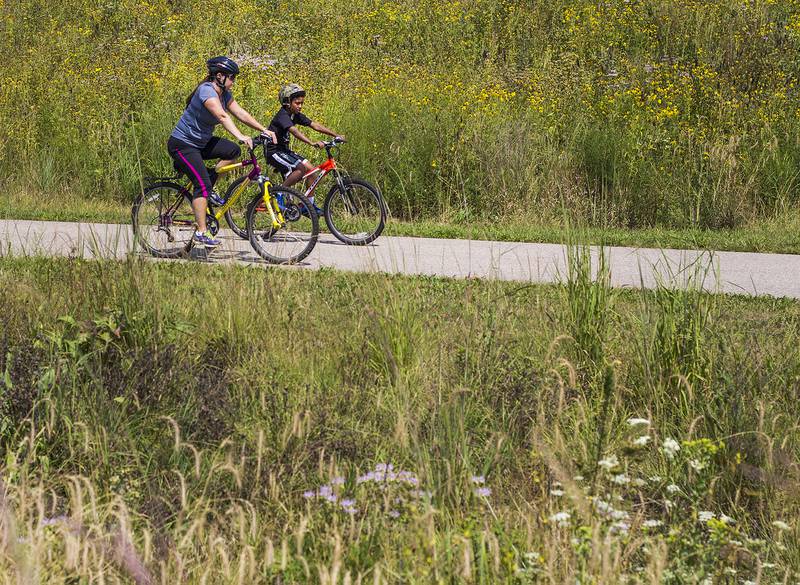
[474,487,492,498]
[318,485,333,497]
[40,515,68,527]
[388,510,401,518]
[324,494,338,503]
[340,499,356,508]
[471,475,486,485]
[303,491,316,499]
[331,477,345,485]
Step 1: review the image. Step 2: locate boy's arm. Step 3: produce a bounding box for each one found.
[289,125,325,148]
[310,121,345,141]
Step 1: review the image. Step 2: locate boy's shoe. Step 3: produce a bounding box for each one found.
[208,190,225,206]
[193,231,221,248]
[298,203,324,218]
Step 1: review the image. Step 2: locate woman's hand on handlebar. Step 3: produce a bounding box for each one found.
[260,130,277,144]
[239,136,254,150]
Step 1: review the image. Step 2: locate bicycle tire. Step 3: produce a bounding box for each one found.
[132,182,195,258]
[222,174,254,239]
[323,177,386,245]
[246,185,319,264]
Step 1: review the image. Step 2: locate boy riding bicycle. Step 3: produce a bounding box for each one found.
[266,83,345,214]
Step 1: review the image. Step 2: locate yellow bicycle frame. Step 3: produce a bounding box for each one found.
[184,161,285,229]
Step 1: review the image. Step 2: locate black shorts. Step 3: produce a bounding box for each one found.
[266,149,308,177]
[167,136,241,200]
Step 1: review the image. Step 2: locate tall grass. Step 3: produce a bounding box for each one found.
[1,256,799,581]
[4,0,800,230]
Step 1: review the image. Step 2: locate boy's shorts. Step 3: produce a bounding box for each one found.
[267,149,308,177]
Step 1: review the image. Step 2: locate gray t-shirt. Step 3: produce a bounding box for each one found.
[171,82,232,148]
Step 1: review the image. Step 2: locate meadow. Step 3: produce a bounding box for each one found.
[3,0,800,248]
[0,254,799,582]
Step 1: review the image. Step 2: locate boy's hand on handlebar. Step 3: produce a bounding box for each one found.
[334,135,346,143]
[260,130,277,144]
[313,141,326,149]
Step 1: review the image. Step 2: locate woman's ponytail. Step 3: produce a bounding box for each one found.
[185,74,215,107]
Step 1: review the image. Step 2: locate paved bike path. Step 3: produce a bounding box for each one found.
[1,219,799,299]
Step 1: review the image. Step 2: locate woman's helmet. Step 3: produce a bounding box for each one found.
[279,83,306,105]
[207,56,240,76]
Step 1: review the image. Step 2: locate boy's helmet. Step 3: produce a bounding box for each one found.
[279,83,306,105]
[207,56,240,76]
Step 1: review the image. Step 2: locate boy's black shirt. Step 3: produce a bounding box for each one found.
[267,108,312,152]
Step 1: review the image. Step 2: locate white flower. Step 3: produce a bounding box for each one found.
[642,519,663,528]
[633,435,651,446]
[649,475,662,483]
[573,475,584,482]
[627,418,650,427]
[611,509,629,521]
[742,580,756,585]
[719,514,735,524]
[666,484,680,494]
[551,489,565,497]
[688,459,706,471]
[549,511,571,527]
[698,511,714,522]
[772,520,791,531]
[612,473,631,485]
[633,478,647,487]
[610,521,630,535]
[664,499,674,509]
[661,438,681,459]
[598,454,619,471]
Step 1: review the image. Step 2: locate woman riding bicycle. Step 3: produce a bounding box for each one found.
[168,56,277,248]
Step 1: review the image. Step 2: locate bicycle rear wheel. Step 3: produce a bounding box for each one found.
[222,174,256,239]
[324,177,386,245]
[246,186,319,264]
[132,182,195,258]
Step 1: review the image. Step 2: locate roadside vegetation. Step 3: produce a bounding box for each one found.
[1,255,799,581]
[3,0,800,250]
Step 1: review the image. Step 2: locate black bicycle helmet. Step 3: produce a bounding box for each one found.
[207,56,240,76]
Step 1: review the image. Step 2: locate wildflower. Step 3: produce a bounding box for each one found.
[666,484,680,494]
[698,511,714,522]
[649,475,662,483]
[633,435,651,446]
[772,520,791,531]
[661,438,681,459]
[39,515,68,527]
[324,494,338,504]
[642,519,663,528]
[388,510,401,518]
[319,485,333,497]
[470,475,486,485]
[688,459,706,471]
[331,477,346,485]
[610,521,630,535]
[633,478,647,487]
[611,473,630,485]
[551,489,565,497]
[627,418,650,427]
[549,511,571,527]
[474,487,492,498]
[719,514,735,524]
[598,454,619,471]
[340,499,356,508]
[573,475,584,482]
[303,491,315,499]
[610,509,629,521]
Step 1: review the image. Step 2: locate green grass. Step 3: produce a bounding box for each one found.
[1,255,799,582]
[4,188,800,254]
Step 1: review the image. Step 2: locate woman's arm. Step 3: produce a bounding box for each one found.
[204,97,252,148]
[229,100,278,143]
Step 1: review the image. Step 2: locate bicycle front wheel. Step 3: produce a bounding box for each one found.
[246,186,319,264]
[223,174,257,239]
[324,178,386,245]
[132,182,194,258]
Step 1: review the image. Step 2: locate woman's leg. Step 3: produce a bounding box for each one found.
[168,138,214,231]
[201,137,242,190]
